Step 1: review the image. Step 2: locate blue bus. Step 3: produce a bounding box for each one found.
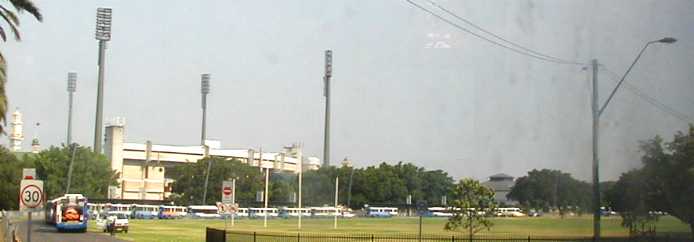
[366,207,398,217]
[131,204,159,219]
[45,194,89,232]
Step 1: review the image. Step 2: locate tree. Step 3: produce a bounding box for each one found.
[507,169,591,215]
[170,157,265,205]
[445,178,497,237]
[0,0,42,133]
[605,169,657,235]
[0,146,31,209]
[639,125,694,239]
[607,125,694,239]
[30,144,117,199]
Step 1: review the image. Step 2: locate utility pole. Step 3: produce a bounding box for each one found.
[347,167,354,208]
[263,167,270,228]
[334,176,339,229]
[66,72,76,145]
[591,59,600,241]
[323,50,333,167]
[297,143,303,230]
[141,141,152,200]
[93,8,112,154]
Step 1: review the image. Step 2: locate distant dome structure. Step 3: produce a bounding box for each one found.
[31,137,41,153]
[341,157,353,167]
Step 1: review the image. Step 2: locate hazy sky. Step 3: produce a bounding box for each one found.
[2,0,692,181]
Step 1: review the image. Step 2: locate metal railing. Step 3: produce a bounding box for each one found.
[216,229,691,242]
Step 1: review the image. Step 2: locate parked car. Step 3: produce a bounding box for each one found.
[528,210,543,217]
[103,213,129,234]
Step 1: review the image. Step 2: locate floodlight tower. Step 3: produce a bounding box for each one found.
[67,72,76,145]
[200,73,211,145]
[322,50,333,167]
[200,73,212,205]
[93,7,112,153]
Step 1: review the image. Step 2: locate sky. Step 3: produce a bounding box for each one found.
[1,0,692,181]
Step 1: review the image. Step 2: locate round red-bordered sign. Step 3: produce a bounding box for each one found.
[20,184,43,208]
[223,187,232,196]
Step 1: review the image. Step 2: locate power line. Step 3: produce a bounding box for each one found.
[423,0,585,66]
[405,0,586,66]
[601,66,694,124]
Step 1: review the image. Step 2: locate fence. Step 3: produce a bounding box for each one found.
[0,211,19,242]
[217,229,692,242]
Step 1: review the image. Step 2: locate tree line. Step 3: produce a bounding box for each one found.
[0,144,116,210]
[169,160,455,209]
[604,125,694,238]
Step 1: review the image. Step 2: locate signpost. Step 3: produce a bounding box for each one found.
[19,176,43,242]
[221,179,236,229]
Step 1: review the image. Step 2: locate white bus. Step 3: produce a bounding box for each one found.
[427,207,454,217]
[366,207,398,217]
[249,208,279,218]
[310,207,340,217]
[278,207,311,218]
[235,208,249,217]
[105,204,132,218]
[188,205,221,219]
[159,205,188,219]
[86,203,106,219]
[496,207,525,217]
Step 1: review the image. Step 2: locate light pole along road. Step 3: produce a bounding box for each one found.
[591,37,676,241]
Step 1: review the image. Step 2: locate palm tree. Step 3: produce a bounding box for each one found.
[0,0,42,134]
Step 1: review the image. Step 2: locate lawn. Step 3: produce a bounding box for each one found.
[88,216,691,242]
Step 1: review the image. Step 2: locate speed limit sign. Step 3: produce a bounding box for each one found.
[19,180,44,211]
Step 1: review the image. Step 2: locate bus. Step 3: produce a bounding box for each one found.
[86,203,106,219]
[249,208,279,218]
[44,194,89,232]
[235,208,249,217]
[131,204,159,219]
[495,207,525,217]
[426,207,454,217]
[158,205,188,219]
[310,207,340,217]
[104,203,132,218]
[278,207,311,218]
[188,205,221,219]
[366,207,398,217]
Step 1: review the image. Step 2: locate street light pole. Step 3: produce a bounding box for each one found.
[591,37,676,241]
[323,50,333,167]
[201,74,212,205]
[93,7,112,154]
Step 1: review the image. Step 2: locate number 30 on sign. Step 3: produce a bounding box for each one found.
[19,179,44,211]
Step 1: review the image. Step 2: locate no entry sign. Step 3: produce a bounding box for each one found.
[222,180,234,203]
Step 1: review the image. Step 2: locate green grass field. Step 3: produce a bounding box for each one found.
[88,216,691,242]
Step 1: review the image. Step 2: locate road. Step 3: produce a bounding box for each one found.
[15,219,127,242]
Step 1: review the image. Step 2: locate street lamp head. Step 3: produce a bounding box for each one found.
[201,74,211,95]
[67,72,77,93]
[657,37,677,44]
[95,8,112,41]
